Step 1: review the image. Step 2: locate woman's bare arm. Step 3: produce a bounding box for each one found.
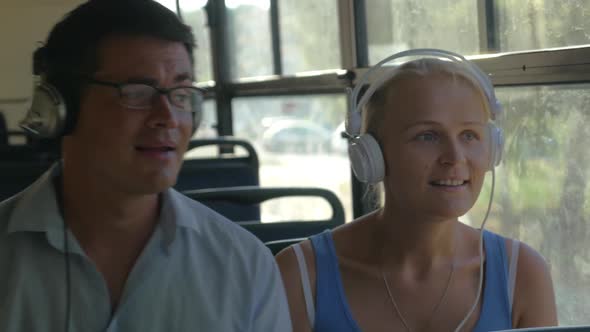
[512,242,558,327]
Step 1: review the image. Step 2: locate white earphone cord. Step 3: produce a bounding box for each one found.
[453,167,495,332]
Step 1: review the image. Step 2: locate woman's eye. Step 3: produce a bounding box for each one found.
[463,131,479,141]
[416,132,438,142]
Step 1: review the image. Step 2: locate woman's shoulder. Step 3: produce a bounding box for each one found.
[474,229,551,288]
[455,225,556,326]
[275,238,317,332]
[494,233,558,327]
[484,230,549,278]
[276,237,316,277]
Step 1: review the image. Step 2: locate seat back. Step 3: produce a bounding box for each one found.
[0,142,57,202]
[0,112,8,145]
[0,158,54,202]
[175,137,260,220]
[0,111,60,202]
[183,186,345,243]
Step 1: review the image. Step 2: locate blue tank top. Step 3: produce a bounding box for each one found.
[310,230,512,331]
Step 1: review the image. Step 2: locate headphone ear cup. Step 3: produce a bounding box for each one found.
[488,123,504,169]
[20,83,66,138]
[349,134,385,183]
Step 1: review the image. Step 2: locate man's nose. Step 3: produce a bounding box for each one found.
[147,93,180,129]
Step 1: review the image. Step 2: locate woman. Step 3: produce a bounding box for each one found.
[276,50,557,331]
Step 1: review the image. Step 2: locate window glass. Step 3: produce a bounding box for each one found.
[193,99,217,139]
[465,84,590,325]
[365,0,590,63]
[154,0,177,12]
[278,0,340,73]
[365,0,480,64]
[496,0,590,52]
[233,94,352,223]
[0,103,26,137]
[226,0,273,78]
[179,0,214,82]
[184,99,217,159]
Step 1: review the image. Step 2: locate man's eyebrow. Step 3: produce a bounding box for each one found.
[125,77,157,85]
[174,73,193,82]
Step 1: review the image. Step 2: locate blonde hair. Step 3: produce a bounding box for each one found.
[362,58,491,137]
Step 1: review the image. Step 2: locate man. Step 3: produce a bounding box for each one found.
[0,1,291,331]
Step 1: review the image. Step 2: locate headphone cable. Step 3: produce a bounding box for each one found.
[55,173,71,332]
[63,214,71,332]
[454,167,496,331]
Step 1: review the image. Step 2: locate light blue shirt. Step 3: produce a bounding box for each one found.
[0,165,292,331]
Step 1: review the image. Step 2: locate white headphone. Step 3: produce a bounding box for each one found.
[19,78,68,138]
[20,46,203,139]
[346,48,504,184]
[18,46,68,138]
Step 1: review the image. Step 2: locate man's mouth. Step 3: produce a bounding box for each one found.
[135,146,176,152]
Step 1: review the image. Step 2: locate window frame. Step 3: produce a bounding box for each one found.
[178,0,590,217]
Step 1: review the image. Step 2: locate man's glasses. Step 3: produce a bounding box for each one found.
[86,78,204,113]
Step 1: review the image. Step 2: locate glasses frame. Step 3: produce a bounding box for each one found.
[85,77,205,113]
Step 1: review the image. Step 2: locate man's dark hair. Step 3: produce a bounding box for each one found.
[36,0,196,134]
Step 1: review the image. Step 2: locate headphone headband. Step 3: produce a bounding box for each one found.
[346,48,501,137]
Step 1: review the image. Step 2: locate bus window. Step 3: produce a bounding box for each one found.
[232,94,352,223]
[278,0,340,74]
[366,0,480,63]
[179,0,214,83]
[226,0,273,78]
[495,0,590,52]
[193,99,218,139]
[465,84,590,324]
[366,0,590,63]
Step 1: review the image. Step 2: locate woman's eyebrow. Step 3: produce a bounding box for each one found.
[403,120,440,131]
[403,120,486,132]
[461,121,487,127]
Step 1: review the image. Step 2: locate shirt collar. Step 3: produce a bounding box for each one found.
[145,188,205,253]
[6,163,203,252]
[7,163,64,234]
[160,188,202,232]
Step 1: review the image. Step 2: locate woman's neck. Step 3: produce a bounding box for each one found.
[374,206,459,273]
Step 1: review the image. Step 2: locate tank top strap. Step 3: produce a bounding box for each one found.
[310,230,362,332]
[472,230,512,331]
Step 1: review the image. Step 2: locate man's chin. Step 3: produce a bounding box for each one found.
[127,171,178,195]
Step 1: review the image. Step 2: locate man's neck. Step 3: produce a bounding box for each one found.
[57,169,161,311]
[59,168,160,251]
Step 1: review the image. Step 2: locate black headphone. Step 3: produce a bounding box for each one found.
[20,46,202,138]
